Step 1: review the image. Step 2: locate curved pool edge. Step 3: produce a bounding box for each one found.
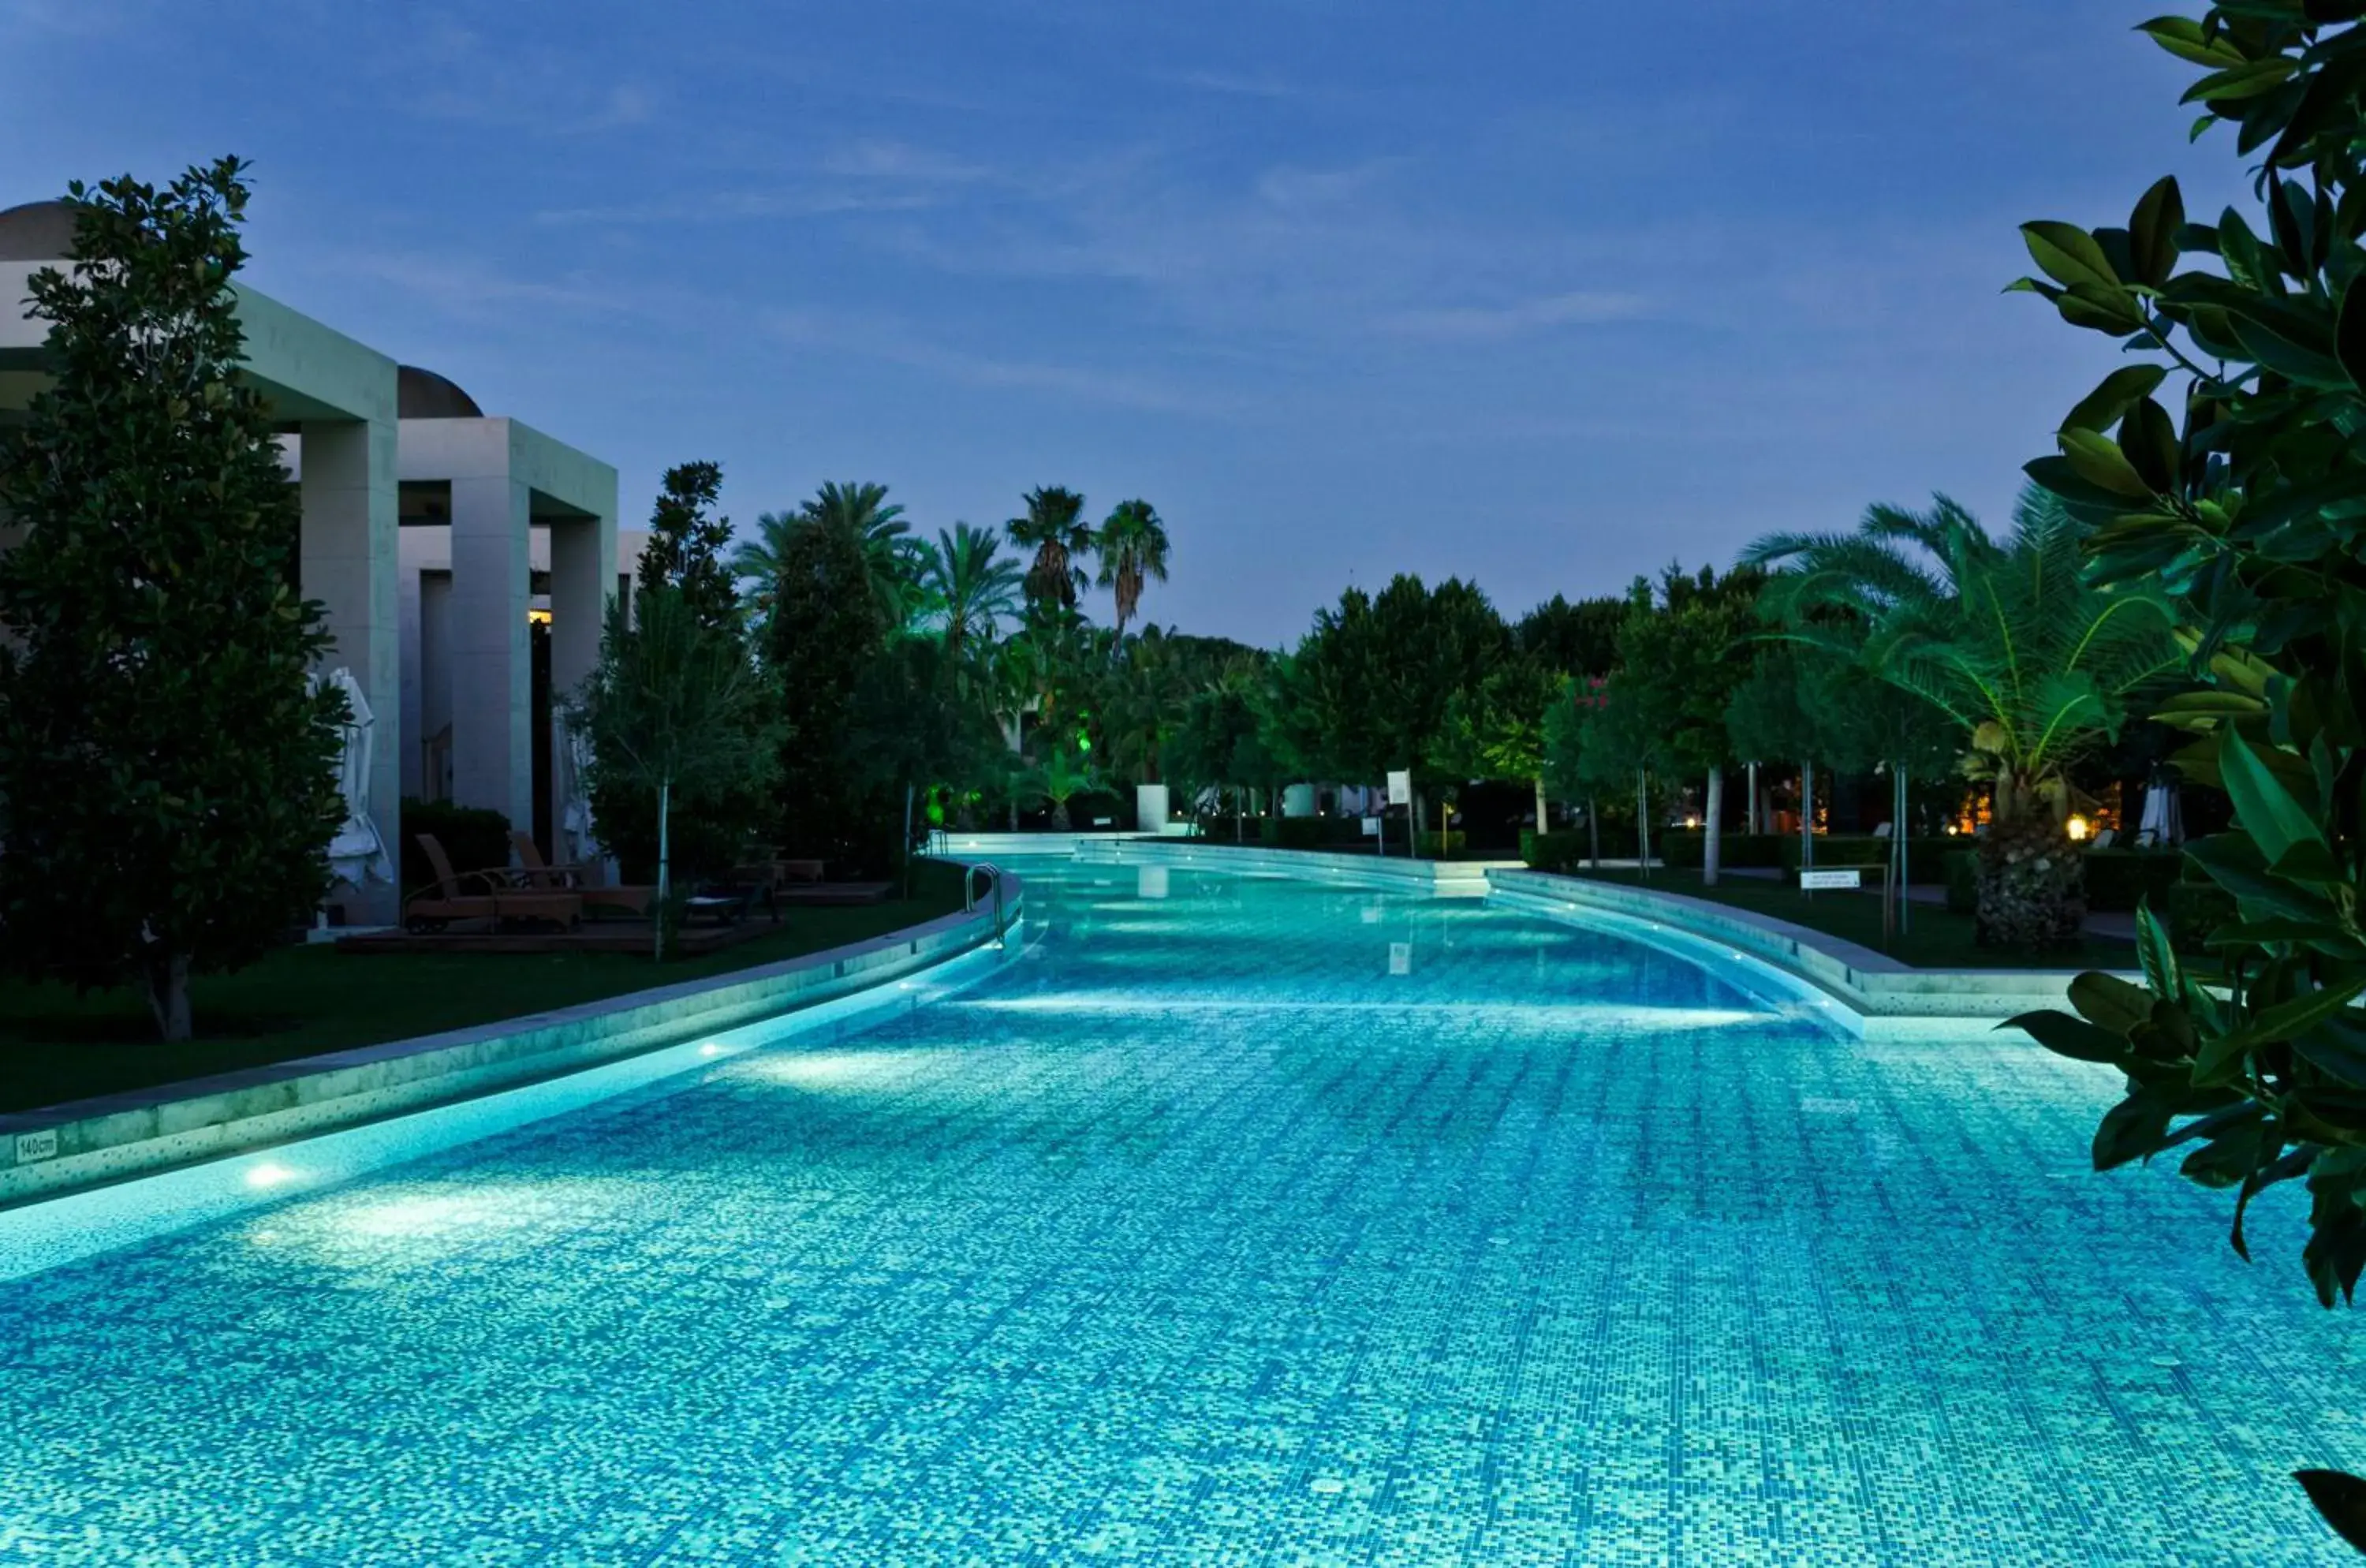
[0,872,1024,1213]
[978,837,2123,1043]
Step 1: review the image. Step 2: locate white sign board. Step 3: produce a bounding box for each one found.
[1360,816,1381,837]
[1386,770,1412,806]
[1799,868,1862,890]
[1388,941,1413,976]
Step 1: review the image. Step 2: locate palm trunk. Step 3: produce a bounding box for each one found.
[655,778,672,963]
[145,947,192,1042]
[1414,790,1429,858]
[1588,797,1600,868]
[1801,760,1815,873]
[1636,771,1651,879]
[1533,774,1550,838]
[1745,761,1760,835]
[1894,767,1911,935]
[1703,769,1724,887]
[902,783,916,899]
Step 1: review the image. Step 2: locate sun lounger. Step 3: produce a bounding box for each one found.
[404,834,581,933]
[509,831,655,916]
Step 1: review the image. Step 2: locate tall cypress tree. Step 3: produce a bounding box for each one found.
[0,159,346,1040]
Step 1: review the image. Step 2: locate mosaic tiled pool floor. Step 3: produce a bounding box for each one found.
[2,862,2360,1564]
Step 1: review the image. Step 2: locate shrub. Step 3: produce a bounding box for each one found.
[1418,831,1467,858]
[2080,848,2185,913]
[400,798,512,894]
[1943,850,1977,916]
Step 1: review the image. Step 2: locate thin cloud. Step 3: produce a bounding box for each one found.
[1386,290,1654,341]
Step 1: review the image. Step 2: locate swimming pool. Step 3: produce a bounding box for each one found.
[1,860,2357,1563]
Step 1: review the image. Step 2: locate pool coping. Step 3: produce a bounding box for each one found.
[0,874,1024,1208]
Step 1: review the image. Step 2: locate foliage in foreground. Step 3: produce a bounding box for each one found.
[2002,6,2366,1546]
[0,158,346,1041]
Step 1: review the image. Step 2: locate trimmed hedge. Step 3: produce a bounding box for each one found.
[1659,831,1786,870]
[1418,831,1468,858]
[2081,848,2185,913]
[1260,814,1368,850]
[1778,833,1954,883]
[400,797,513,894]
[1521,827,1642,870]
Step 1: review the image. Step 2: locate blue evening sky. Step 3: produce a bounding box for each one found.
[2,2,2245,646]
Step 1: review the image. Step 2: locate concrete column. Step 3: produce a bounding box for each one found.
[448,467,533,833]
[300,416,400,922]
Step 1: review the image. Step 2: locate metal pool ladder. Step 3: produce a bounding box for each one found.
[965,862,1008,948]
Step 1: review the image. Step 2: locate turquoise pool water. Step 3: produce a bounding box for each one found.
[1,860,2359,1564]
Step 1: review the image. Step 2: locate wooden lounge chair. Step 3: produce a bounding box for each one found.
[509,831,655,917]
[405,834,581,933]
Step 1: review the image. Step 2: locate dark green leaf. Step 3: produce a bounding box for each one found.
[2129,176,2185,286]
[2063,364,2170,434]
[2293,1471,2366,1554]
[2119,397,2183,492]
[2007,1007,2133,1065]
[2136,900,2182,999]
[2023,222,2124,291]
[2094,1095,2177,1169]
[2069,972,2157,1034]
[2220,726,2324,863]
[2137,17,2247,69]
[2335,272,2366,394]
[2059,427,2157,498]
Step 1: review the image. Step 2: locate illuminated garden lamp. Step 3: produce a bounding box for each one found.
[2066,814,2092,842]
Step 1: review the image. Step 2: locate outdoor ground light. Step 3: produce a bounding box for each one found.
[2066,814,2092,842]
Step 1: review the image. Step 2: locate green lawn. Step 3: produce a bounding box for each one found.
[0,862,967,1116]
[1558,866,2136,972]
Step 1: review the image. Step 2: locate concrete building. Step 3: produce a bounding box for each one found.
[0,200,618,922]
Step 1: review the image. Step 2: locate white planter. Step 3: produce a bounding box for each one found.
[1134,782,1171,831]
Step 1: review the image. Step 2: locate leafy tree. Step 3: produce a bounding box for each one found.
[572,585,780,959]
[847,634,1003,879]
[638,461,738,631]
[1099,625,1191,786]
[1007,485,1092,614]
[734,483,920,633]
[1439,652,1561,834]
[1542,674,1620,866]
[765,503,890,864]
[1747,491,2177,946]
[0,159,347,1042]
[1293,574,1507,843]
[1516,594,1628,681]
[917,521,1022,663]
[1095,498,1171,637]
[1999,9,2366,1540]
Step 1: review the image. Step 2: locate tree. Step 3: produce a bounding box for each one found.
[1516,594,1628,683]
[1747,491,2177,946]
[846,634,1003,881]
[1012,743,1095,831]
[1095,498,1170,637]
[765,506,889,864]
[1293,574,1507,845]
[572,586,780,959]
[638,461,738,630]
[1998,10,2366,1541]
[1439,653,1560,836]
[1542,674,1617,865]
[1006,485,1092,614]
[807,481,922,633]
[917,521,1022,664]
[0,159,347,1042]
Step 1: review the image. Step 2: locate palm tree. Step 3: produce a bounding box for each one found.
[1745,486,2180,947]
[725,510,799,617]
[1095,498,1170,637]
[1013,742,1096,831]
[1006,485,1092,614]
[918,523,1023,663]
[805,480,920,632]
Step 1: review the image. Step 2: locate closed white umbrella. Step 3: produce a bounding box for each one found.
[2137,778,2184,849]
[320,667,393,889]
